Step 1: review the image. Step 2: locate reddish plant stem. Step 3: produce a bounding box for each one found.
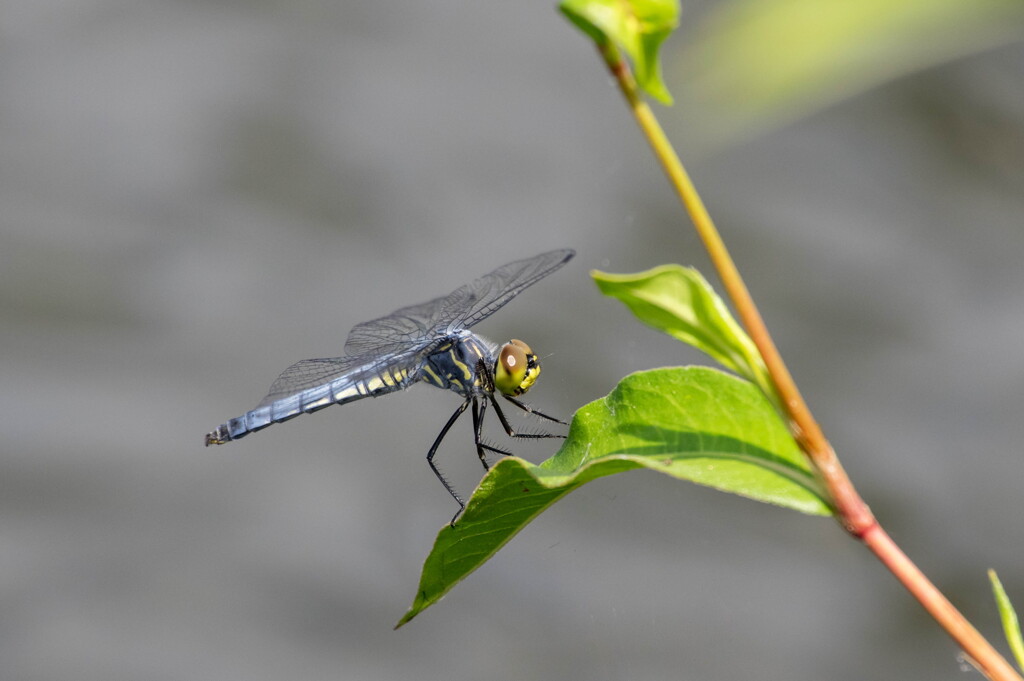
[863,524,1020,680]
[598,43,1022,681]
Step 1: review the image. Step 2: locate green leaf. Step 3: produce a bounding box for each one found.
[396,366,829,627]
[593,264,776,405]
[677,0,1024,149]
[560,0,680,104]
[989,569,1024,673]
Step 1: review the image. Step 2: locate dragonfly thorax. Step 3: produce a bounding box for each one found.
[419,333,541,399]
[419,332,494,397]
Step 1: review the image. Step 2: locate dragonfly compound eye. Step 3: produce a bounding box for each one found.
[495,339,540,396]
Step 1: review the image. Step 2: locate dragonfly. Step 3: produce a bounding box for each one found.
[205,248,575,520]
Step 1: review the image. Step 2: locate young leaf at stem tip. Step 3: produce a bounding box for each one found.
[559,0,680,104]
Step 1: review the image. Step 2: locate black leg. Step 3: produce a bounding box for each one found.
[427,399,471,519]
[471,397,514,469]
[490,395,566,439]
[502,395,568,426]
[471,397,488,470]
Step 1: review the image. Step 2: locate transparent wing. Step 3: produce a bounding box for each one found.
[256,344,426,407]
[443,248,575,329]
[344,249,574,356]
[343,296,451,356]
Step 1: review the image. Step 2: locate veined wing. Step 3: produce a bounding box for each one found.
[343,296,452,356]
[444,248,575,329]
[257,343,427,407]
[344,249,574,356]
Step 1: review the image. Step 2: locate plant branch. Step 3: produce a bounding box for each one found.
[596,43,1022,681]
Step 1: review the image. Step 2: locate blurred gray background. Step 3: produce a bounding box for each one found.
[2,1,1023,680]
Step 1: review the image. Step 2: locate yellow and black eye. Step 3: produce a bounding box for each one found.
[494,339,541,396]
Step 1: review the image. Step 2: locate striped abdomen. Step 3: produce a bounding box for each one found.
[205,361,414,445]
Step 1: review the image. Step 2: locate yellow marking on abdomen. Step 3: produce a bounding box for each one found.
[334,384,363,401]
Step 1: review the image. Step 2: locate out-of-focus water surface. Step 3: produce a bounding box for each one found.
[2,3,1022,680]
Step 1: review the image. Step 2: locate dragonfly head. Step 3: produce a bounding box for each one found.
[494,339,541,396]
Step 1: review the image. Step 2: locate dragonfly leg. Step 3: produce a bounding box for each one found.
[490,395,566,439]
[427,399,471,520]
[471,397,515,470]
[471,397,490,471]
[501,395,568,427]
